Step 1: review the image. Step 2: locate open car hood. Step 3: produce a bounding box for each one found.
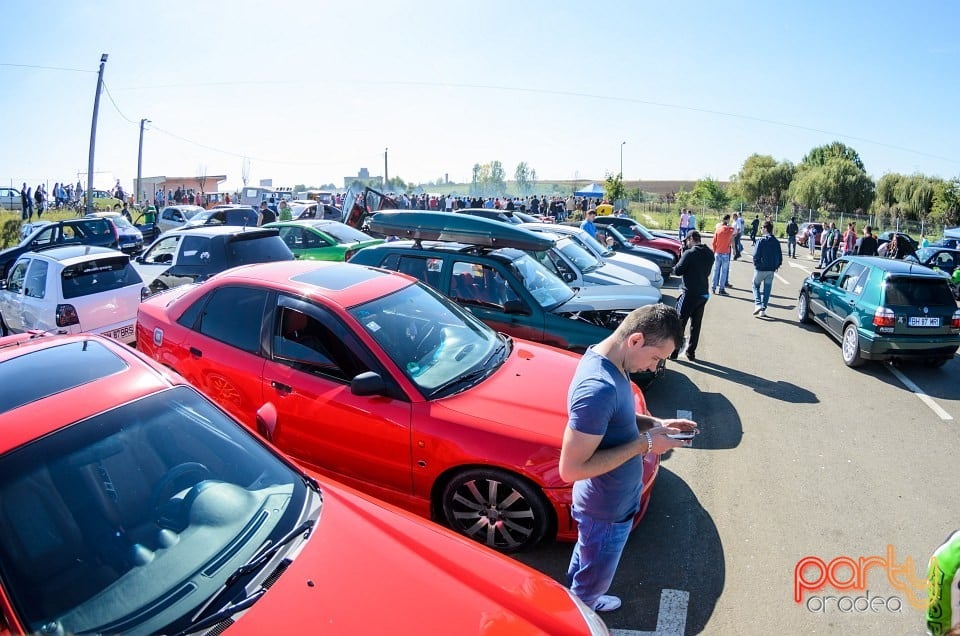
[555,284,660,312]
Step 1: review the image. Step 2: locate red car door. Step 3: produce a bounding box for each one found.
[260,297,415,504]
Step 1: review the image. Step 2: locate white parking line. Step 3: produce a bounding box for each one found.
[886,364,953,420]
[610,589,689,636]
[788,261,812,274]
[775,271,789,285]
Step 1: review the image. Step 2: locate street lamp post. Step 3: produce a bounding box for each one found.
[137,118,150,207]
[620,141,626,179]
[384,147,389,190]
[86,53,108,215]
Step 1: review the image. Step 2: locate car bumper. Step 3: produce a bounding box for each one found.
[547,453,660,542]
[859,331,960,360]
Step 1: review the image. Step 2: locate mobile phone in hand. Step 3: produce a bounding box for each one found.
[667,431,695,440]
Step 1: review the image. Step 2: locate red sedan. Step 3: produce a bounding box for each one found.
[0,333,609,634]
[137,260,659,551]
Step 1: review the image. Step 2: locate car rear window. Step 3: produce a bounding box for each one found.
[0,340,127,413]
[225,235,294,266]
[61,257,143,299]
[885,277,955,306]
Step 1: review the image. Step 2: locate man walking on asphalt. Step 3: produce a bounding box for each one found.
[786,217,799,258]
[670,230,714,361]
[752,221,782,318]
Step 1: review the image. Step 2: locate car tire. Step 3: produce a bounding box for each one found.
[797,291,813,324]
[441,468,551,552]
[841,323,864,367]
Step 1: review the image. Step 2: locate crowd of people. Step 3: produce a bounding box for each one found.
[17,180,90,220]
[392,193,626,222]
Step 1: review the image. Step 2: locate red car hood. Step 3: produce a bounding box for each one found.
[437,341,580,444]
[232,479,593,635]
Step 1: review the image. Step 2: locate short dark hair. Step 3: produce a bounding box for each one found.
[763,221,774,233]
[614,303,682,349]
[687,230,701,243]
[722,214,731,222]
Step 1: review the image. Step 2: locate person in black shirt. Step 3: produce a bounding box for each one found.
[670,231,715,361]
[856,225,879,256]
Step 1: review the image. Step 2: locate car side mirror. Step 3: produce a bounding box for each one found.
[350,371,387,396]
[503,299,528,315]
[562,271,576,283]
[811,271,822,281]
[154,252,173,264]
[0,280,6,291]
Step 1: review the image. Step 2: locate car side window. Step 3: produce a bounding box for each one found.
[273,299,372,383]
[196,286,269,353]
[6,260,29,294]
[143,235,181,264]
[396,255,442,289]
[278,227,300,250]
[23,260,48,299]
[31,227,55,249]
[821,260,845,285]
[177,236,212,266]
[839,263,868,295]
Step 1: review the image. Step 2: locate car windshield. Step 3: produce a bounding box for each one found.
[109,215,135,230]
[915,247,937,262]
[61,256,144,299]
[508,252,575,308]
[573,229,613,257]
[349,283,500,396]
[556,236,601,271]
[0,386,314,635]
[630,224,654,240]
[320,223,374,244]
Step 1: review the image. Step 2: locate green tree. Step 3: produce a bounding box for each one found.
[604,172,626,202]
[801,141,865,172]
[515,162,530,195]
[691,177,730,213]
[731,154,795,212]
[932,178,960,227]
[489,161,506,196]
[789,143,874,214]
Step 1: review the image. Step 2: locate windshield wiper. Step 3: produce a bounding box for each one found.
[428,367,489,398]
[171,589,266,636]
[224,519,315,587]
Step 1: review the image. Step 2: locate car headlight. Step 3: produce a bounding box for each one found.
[564,588,610,635]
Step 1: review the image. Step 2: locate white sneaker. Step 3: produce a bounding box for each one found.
[592,595,622,612]
[759,309,767,318]
[753,307,762,316]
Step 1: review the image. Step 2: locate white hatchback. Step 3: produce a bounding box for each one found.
[0,246,145,344]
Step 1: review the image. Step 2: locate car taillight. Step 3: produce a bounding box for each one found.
[873,307,895,328]
[141,286,151,302]
[953,310,960,329]
[56,304,79,327]
[344,248,357,262]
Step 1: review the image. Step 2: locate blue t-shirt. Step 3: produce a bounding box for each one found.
[567,348,643,522]
[580,219,597,239]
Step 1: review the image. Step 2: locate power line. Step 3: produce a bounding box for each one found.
[0,62,95,73]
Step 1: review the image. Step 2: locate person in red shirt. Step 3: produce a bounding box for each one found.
[711,214,735,295]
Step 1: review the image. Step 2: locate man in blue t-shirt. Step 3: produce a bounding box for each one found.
[580,210,598,239]
[559,304,698,613]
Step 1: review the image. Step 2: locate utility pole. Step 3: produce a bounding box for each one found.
[384,147,389,191]
[137,118,150,207]
[86,53,108,215]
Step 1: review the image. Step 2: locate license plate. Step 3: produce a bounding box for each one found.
[908,316,940,327]
[101,324,135,340]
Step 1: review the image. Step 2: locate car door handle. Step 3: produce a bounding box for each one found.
[270,380,292,394]
[189,347,202,357]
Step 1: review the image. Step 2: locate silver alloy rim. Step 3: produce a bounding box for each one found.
[842,326,858,362]
[450,477,535,549]
[798,294,807,320]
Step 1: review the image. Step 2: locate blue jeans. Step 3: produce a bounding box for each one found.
[567,507,634,608]
[787,235,797,257]
[712,253,730,291]
[753,269,775,310]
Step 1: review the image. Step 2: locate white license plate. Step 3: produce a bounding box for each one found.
[908,316,940,327]
[101,324,135,340]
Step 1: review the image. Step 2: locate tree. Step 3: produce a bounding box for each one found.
[529,169,538,193]
[515,162,530,195]
[932,178,960,227]
[489,161,506,196]
[604,172,626,202]
[691,178,730,213]
[789,143,874,214]
[731,154,795,212]
[801,141,865,172]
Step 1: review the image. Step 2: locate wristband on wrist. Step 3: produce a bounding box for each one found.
[644,431,654,455]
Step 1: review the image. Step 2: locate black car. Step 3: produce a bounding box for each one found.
[0,218,118,278]
[133,226,294,296]
[876,231,918,251]
[905,247,960,276]
[85,212,147,255]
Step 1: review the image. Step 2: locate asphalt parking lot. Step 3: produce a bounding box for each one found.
[514,241,958,636]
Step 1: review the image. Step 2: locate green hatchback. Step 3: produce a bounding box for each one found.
[797,256,960,367]
[265,220,383,261]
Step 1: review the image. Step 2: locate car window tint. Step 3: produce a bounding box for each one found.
[197,286,268,353]
[277,227,301,250]
[6,260,29,293]
[23,260,48,299]
[885,278,955,306]
[177,236,212,266]
[822,259,845,284]
[61,257,142,300]
[273,307,351,381]
[839,263,867,294]
[31,227,55,248]
[226,235,292,266]
[397,255,442,289]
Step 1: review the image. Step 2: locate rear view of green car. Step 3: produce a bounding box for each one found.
[797,256,960,368]
[265,220,383,261]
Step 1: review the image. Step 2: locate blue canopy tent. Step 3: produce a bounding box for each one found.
[574,183,605,198]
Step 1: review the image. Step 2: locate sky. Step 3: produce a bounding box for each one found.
[2,0,959,195]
